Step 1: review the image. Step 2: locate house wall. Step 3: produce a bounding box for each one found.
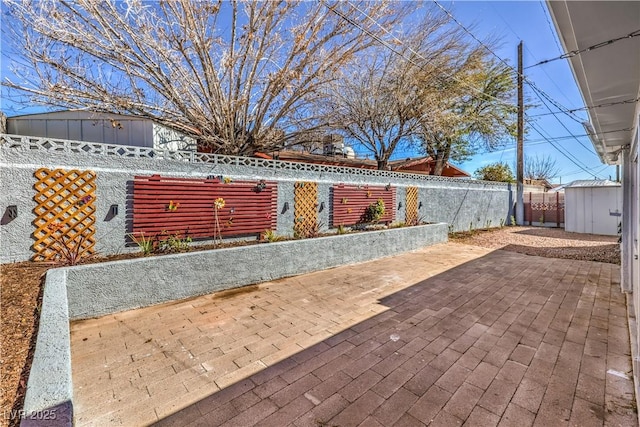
[0,134,514,263]
[623,115,640,416]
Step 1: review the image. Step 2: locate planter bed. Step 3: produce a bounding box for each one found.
[21,223,447,426]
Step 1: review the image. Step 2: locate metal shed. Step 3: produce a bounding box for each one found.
[7,110,195,151]
[564,180,622,236]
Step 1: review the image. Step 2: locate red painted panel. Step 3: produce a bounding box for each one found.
[132,175,277,239]
[331,185,396,227]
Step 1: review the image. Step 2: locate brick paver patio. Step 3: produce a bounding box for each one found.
[70,243,636,426]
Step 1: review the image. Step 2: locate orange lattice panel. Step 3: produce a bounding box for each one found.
[405,186,418,225]
[32,168,97,261]
[294,182,319,236]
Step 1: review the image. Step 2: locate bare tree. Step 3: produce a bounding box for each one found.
[2,0,409,155]
[320,9,465,170]
[416,50,518,175]
[525,154,559,181]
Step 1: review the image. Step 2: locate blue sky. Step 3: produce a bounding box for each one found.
[0,1,615,183]
[420,0,616,183]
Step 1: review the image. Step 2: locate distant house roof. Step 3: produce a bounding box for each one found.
[523,178,554,191]
[254,151,470,178]
[388,157,470,178]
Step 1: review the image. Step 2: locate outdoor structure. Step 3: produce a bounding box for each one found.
[7,110,196,151]
[564,180,622,236]
[548,0,640,412]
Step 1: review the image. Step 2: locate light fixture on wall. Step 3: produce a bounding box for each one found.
[109,204,119,217]
[282,202,290,213]
[319,202,325,212]
[418,202,423,209]
[398,202,403,210]
[7,205,17,219]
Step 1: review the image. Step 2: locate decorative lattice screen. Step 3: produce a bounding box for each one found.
[405,187,418,225]
[294,181,318,237]
[33,168,97,261]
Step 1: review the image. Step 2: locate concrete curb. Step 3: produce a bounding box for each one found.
[21,269,73,427]
[21,223,447,425]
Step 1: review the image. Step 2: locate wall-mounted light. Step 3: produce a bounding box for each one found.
[109,204,119,216]
[282,202,290,213]
[319,201,325,212]
[7,205,17,219]
[398,202,403,210]
[418,202,423,209]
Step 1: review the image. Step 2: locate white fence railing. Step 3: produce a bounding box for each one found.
[0,133,507,186]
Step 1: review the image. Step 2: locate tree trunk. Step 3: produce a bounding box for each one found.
[432,157,445,176]
[377,159,388,170]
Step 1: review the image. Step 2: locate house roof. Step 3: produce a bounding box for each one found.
[547,1,640,165]
[255,151,470,177]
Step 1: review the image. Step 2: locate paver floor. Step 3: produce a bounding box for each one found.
[70,243,637,426]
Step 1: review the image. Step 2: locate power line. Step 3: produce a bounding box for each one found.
[527,84,595,154]
[526,28,640,69]
[527,97,640,118]
[528,121,601,178]
[325,0,518,111]
[432,0,586,126]
[521,126,633,144]
[539,1,563,54]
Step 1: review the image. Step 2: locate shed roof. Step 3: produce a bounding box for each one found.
[564,179,620,189]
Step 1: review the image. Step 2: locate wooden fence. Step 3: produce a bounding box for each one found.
[132,175,277,239]
[524,192,564,226]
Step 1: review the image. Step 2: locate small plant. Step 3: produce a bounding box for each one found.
[223,176,233,184]
[341,198,349,204]
[366,190,372,198]
[263,229,283,242]
[346,208,353,214]
[499,218,505,228]
[76,195,93,206]
[129,232,154,255]
[254,179,267,192]
[539,214,545,224]
[46,222,92,265]
[389,221,407,229]
[363,199,385,223]
[156,231,192,253]
[407,215,426,227]
[510,215,516,226]
[448,224,454,234]
[336,224,348,235]
[484,219,492,230]
[167,200,180,211]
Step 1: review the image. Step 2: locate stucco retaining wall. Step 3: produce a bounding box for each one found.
[20,222,447,426]
[66,222,448,319]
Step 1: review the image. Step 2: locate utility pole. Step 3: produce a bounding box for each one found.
[516,41,524,225]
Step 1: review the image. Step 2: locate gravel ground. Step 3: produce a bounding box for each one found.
[450,226,620,264]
